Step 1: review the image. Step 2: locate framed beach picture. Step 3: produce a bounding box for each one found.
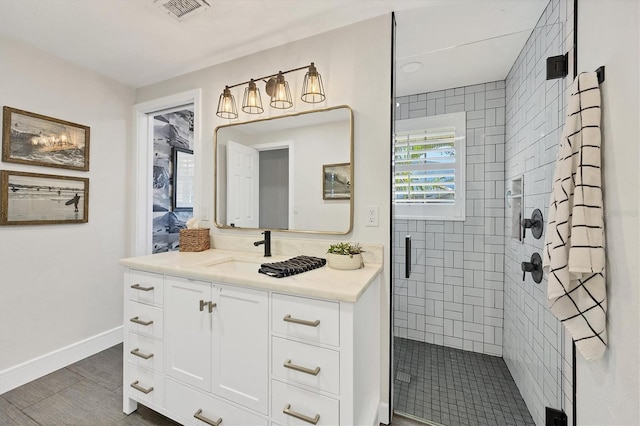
[323,162,351,200]
[0,170,89,225]
[2,106,90,171]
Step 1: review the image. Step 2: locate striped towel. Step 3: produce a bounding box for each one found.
[543,72,606,361]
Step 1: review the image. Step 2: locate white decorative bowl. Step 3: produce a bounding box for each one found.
[326,253,364,270]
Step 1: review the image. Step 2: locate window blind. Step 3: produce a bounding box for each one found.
[393,127,457,204]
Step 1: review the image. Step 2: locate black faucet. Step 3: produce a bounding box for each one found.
[254,230,271,257]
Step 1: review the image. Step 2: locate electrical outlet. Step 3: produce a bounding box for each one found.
[366,205,379,227]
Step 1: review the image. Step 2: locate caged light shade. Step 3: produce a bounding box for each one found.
[242,79,264,114]
[269,72,293,109]
[216,87,238,119]
[301,62,325,103]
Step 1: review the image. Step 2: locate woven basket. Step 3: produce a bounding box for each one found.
[179,228,210,252]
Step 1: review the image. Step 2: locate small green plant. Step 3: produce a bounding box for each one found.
[327,242,364,258]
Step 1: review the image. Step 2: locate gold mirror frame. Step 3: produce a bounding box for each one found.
[214,105,354,234]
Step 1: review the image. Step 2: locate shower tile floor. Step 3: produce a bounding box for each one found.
[394,337,535,426]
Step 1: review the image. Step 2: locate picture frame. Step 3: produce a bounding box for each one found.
[172,147,194,211]
[2,106,90,171]
[0,170,89,225]
[323,162,351,200]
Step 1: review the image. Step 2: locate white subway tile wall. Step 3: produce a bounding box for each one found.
[503,0,574,425]
[394,79,507,357]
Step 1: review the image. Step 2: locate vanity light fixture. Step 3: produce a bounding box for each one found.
[216,87,238,119]
[215,62,326,119]
[242,79,264,114]
[301,62,326,103]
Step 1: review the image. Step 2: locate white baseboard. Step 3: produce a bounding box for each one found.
[379,402,390,424]
[0,326,123,394]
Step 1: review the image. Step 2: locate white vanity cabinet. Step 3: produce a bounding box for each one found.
[121,251,381,426]
[164,275,269,418]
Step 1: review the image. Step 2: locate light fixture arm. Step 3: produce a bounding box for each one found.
[224,64,313,90]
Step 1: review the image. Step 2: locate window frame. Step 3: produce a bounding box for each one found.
[393,111,466,221]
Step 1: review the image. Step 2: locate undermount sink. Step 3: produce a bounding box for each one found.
[206,259,262,274]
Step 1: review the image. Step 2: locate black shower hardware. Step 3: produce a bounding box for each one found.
[546,54,605,84]
[521,208,544,240]
[521,252,543,284]
[253,230,271,257]
[405,235,412,279]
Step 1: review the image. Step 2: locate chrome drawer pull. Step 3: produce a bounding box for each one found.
[130,348,154,360]
[131,283,154,292]
[284,359,321,376]
[283,404,320,425]
[130,380,153,394]
[283,314,320,327]
[194,409,222,426]
[130,316,153,326]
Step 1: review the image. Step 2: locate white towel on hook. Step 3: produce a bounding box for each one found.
[543,72,607,361]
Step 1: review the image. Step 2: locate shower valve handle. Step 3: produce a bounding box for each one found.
[521,252,543,283]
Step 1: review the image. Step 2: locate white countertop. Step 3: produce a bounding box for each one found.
[119,249,382,303]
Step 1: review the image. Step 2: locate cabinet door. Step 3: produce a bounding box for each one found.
[165,276,212,391]
[212,285,269,414]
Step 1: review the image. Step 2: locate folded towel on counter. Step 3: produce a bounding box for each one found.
[259,256,326,278]
[543,72,607,361]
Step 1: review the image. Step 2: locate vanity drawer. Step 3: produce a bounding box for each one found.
[271,294,339,347]
[166,379,268,426]
[271,380,339,426]
[127,301,163,339]
[272,337,340,395]
[127,332,164,372]
[126,363,164,408]
[128,270,164,306]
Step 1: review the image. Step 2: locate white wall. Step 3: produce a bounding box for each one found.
[135,14,392,409]
[0,36,134,389]
[576,1,640,425]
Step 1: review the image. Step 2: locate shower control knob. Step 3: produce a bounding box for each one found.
[521,252,543,283]
[521,208,544,240]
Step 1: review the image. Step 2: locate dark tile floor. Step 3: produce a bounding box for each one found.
[393,337,535,426]
[0,344,178,426]
[1,343,422,425]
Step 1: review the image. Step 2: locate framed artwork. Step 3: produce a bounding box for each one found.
[2,106,90,171]
[323,162,351,200]
[0,170,89,225]
[172,147,194,211]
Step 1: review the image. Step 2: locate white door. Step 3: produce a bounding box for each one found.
[226,141,259,228]
[165,276,212,391]
[211,285,269,414]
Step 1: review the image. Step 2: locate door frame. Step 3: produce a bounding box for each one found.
[132,89,202,256]
[253,141,295,229]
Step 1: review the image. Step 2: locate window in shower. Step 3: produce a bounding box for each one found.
[393,111,466,221]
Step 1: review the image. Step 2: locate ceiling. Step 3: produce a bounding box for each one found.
[0,0,548,94]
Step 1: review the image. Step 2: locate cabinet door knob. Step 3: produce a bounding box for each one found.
[283,314,320,327]
[283,404,320,425]
[283,359,321,376]
[199,300,216,313]
[194,409,222,426]
[130,380,153,394]
[130,316,153,326]
[130,283,154,292]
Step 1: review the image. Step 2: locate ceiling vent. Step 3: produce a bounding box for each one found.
[153,0,210,22]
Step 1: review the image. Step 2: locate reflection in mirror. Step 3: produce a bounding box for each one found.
[172,147,194,211]
[215,105,353,234]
